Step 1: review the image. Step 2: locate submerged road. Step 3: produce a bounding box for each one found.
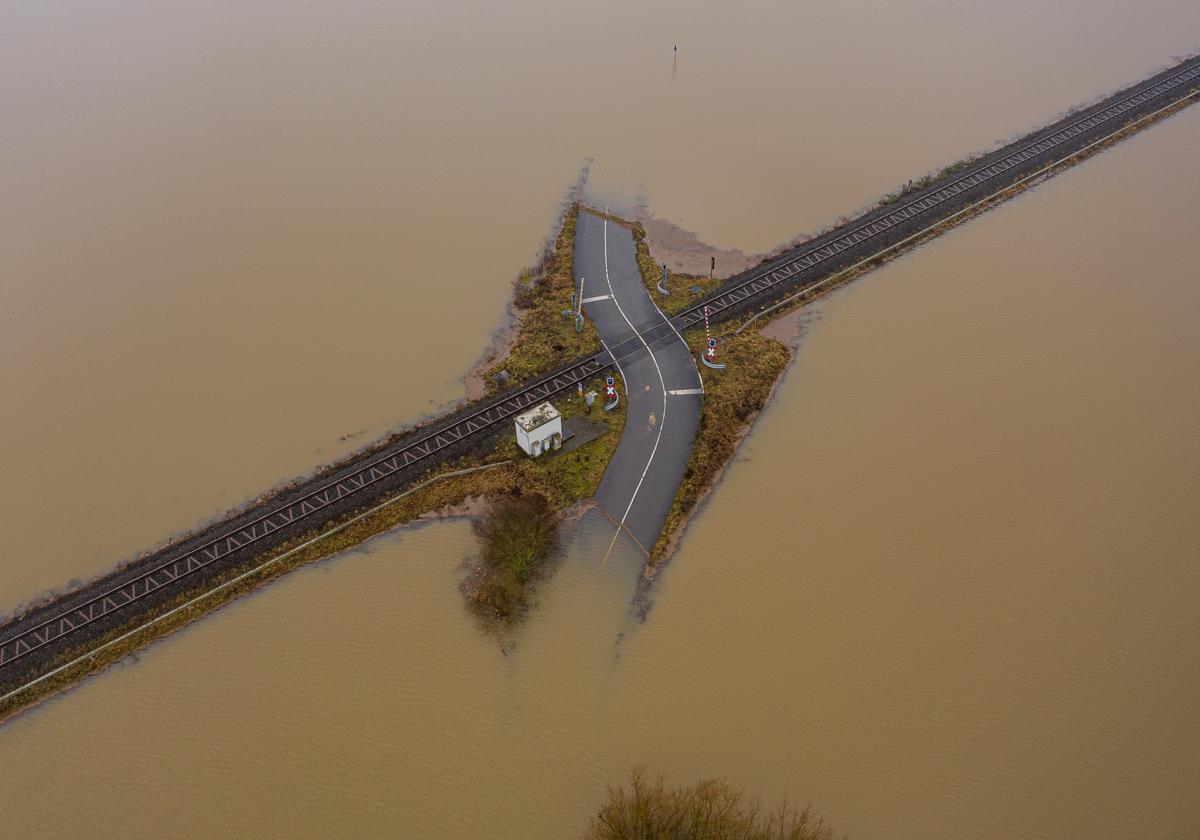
[576,211,703,556]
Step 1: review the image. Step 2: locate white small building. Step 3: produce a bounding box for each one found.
[515,401,562,458]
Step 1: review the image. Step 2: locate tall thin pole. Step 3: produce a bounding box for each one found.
[575,276,585,332]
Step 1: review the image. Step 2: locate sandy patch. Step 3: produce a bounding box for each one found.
[634,208,816,283]
[635,211,759,279]
[757,305,818,347]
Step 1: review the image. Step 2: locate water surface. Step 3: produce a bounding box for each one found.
[2,84,1198,839]
[3,0,1198,609]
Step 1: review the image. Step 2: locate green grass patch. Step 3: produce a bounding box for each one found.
[879,154,982,206]
[0,209,630,720]
[650,326,790,565]
[484,202,601,393]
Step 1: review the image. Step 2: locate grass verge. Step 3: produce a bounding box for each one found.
[643,88,1200,573]
[629,219,723,315]
[0,202,628,722]
[648,327,790,567]
[483,202,601,393]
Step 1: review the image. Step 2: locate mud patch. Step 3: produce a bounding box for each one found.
[633,211,760,279]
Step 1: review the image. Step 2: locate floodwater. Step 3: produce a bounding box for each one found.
[2,2,1199,839]
[3,0,1199,611]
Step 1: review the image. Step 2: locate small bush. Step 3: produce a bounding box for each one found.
[586,767,837,840]
[465,493,560,622]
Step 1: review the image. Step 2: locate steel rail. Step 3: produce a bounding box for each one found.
[670,56,1200,330]
[4,55,1199,674]
[0,318,699,670]
[0,461,516,707]
[0,355,610,667]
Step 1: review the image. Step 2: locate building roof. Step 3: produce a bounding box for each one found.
[515,401,560,432]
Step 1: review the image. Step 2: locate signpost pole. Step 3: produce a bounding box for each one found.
[701,305,727,370]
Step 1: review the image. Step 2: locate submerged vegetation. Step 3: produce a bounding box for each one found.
[586,767,837,840]
[463,493,560,624]
[650,327,791,565]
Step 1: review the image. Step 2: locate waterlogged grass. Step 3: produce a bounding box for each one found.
[650,326,790,566]
[0,211,626,720]
[586,766,836,840]
[879,155,981,206]
[11,94,1193,721]
[484,202,601,392]
[458,373,626,626]
[1,383,627,720]
[630,220,723,315]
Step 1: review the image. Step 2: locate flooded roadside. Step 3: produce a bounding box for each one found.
[4,1,1200,612]
[2,72,1198,840]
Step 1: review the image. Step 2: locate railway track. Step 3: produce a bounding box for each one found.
[553,54,1200,374]
[3,53,1199,688]
[670,55,1200,330]
[0,354,611,673]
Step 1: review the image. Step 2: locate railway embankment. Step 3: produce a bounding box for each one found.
[636,54,1200,576]
[0,200,625,721]
[2,53,1198,722]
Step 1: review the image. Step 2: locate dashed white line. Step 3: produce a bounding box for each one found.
[647,276,704,392]
[600,216,670,565]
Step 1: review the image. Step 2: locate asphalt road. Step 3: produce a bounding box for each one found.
[575,210,703,556]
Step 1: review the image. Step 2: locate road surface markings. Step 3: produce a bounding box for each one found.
[647,283,703,393]
[667,388,704,396]
[600,215,670,567]
[581,294,612,303]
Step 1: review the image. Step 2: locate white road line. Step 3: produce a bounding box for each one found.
[646,275,704,392]
[600,216,670,566]
[599,337,628,395]
[667,388,704,396]
[581,294,612,303]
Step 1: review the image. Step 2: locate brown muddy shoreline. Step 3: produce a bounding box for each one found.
[633,84,1200,593]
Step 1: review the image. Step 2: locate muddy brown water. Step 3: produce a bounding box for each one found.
[2,3,1199,838]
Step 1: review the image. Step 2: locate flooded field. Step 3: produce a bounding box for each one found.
[2,2,1199,839]
[3,0,1199,611]
[4,81,1199,840]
